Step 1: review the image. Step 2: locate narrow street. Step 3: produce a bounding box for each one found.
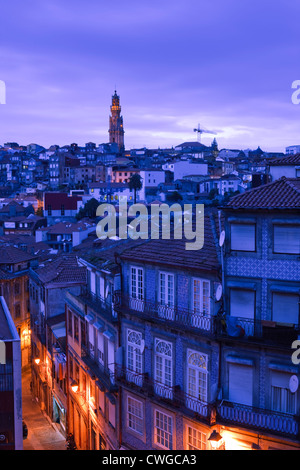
[22,368,66,451]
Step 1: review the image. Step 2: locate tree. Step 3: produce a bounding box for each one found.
[129,173,143,204]
[76,198,99,220]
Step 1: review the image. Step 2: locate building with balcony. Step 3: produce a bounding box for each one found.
[0,245,38,368]
[0,296,23,450]
[65,242,125,450]
[113,211,223,451]
[29,254,87,432]
[219,177,300,450]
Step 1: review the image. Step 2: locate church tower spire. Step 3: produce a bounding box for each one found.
[108,90,125,151]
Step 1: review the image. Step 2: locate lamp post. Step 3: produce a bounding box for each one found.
[208,430,224,450]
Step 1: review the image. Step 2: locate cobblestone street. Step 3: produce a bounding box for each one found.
[22,369,66,451]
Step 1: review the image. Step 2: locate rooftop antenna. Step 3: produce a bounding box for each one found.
[193,123,217,143]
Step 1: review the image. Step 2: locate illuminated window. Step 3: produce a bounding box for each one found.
[187,426,207,450]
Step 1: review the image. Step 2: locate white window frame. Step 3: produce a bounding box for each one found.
[186,350,208,405]
[130,266,144,303]
[186,425,207,450]
[127,396,144,435]
[154,409,173,450]
[154,339,173,398]
[159,272,174,307]
[126,329,143,386]
[192,278,210,315]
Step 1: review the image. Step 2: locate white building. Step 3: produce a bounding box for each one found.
[162,161,208,181]
[268,154,300,181]
[286,145,300,155]
[139,169,165,202]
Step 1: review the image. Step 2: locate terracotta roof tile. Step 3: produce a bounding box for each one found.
[225,177,300,210]
[34,254,86,285]
[268,154,300,166]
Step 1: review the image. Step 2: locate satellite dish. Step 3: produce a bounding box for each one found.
[289,375,299,393]
[219,231,225,247]
[215,284,223,301]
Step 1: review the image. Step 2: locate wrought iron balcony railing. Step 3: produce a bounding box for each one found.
[217,400,299,439]
[81,343,116,391]
[79,286,118,321]
[113,293,212,334]
[214,315,300,346]
[115,365,212,421]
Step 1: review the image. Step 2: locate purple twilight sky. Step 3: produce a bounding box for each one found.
[0,0,300,152]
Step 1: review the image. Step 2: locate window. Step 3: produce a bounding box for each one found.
[186,426,207,450]
[127,396,143,435]
[273,225,300,254]
[109,402,116,428]
[61,205,65,216]
[272,293,299,324]
[68,310,73,336]
[159,272,174,307]
[228,363,253,406]
[74,316,79,342]
[154,339,172,398]
[131,267,144,300]
[154,410,173,449]
[271,371,297,415]
[14,282,20,295]
[99,433,106,451]
[81,321,86,347]
[187,350,208,404]
[97,332,104,366]
[127,329,143,385]
[193,279,210,315]
[15,303,21,319]
[47,205,52,216]
[230,223,256,252]
[0,362,13,391]
[230,289,255,319]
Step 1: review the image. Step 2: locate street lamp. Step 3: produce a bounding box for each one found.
[208,430,224,450]
[71,380,79,393]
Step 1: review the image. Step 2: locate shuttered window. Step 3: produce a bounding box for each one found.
[230,289,255,319]
[272,293,299,324]
[274,225,300,254]
[271,371,297,414]
[231,223,256,252]
[228,363,253,406]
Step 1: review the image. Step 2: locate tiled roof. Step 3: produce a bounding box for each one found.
[119,212,220,272]
[44,193,82,210]
[34,254,86,285]
[225,177,300,209]
[0,200,27,214]
[0,244,37,264]
[268,154,300,166]
[38,220,95,234]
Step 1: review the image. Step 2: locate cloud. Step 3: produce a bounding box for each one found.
[0,0,299,151]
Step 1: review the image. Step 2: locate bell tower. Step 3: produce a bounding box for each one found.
[108,90,125,151]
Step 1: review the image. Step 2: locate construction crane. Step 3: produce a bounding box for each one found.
[193,124,217,143]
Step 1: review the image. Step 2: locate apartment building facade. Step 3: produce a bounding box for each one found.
[0,296,23,450]
[219,177,300,450]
